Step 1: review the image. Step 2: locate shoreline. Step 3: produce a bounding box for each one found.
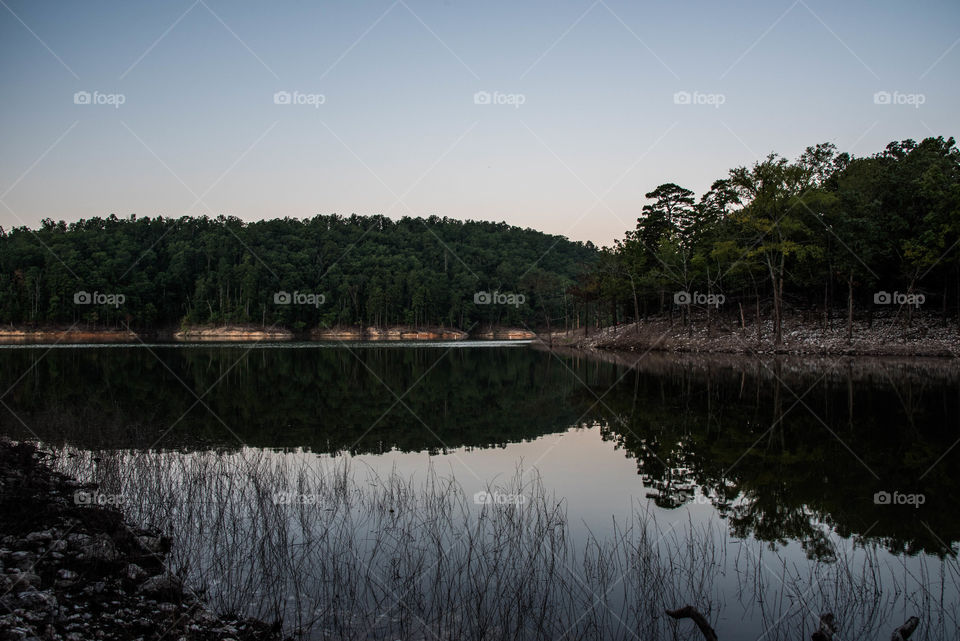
[539,314,960,358]
[0,325,536,345]
[0,438,286,641]
[4,316,957,357]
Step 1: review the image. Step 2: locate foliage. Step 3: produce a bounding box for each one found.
[0,215,597,329]
[587,136,960,340]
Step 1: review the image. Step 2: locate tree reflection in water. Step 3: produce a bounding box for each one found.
[1,344,958,558]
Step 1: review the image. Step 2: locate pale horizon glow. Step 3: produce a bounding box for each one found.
[1,0,958,246]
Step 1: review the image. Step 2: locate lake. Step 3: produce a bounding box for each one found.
[1,342,957,640]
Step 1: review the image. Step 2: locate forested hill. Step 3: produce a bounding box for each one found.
[579,136,960,343]
[0,214,598,330]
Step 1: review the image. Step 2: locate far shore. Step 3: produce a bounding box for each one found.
[4,317,958,358]
[538,313,960,358]
[0,324,537,344]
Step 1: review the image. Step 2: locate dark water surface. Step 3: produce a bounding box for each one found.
[1,342,958,639]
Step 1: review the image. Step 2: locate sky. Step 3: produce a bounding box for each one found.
[1,0,958,246]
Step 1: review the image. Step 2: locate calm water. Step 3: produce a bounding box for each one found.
[1,342,958,639]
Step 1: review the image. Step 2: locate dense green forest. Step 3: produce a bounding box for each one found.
[2,135,957,336]
[582,135,960,342]
[0,215,596,330]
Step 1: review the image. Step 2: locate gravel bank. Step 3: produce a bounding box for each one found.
[542,313,960,357]
[0,438,287,641]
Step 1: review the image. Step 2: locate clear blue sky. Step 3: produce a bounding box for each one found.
[1,0,957,245]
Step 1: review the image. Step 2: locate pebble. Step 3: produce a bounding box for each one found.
[126,563,147,581]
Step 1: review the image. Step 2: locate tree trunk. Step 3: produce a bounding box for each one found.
[767,258,782,345]
[942,282,948,327]
[846,271,853,345]
[755,293,761,344]
[823,277,829,330]
[706,286,712,333]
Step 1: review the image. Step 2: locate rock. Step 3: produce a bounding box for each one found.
[191,610,220,626]
[0,623,29,641]
[137,535,163,554]
[57,569,78,581]
[14,589,57,612]
[9,551,34,571]
[8,572,41,593]
[65,533,91,549]
[23,531,52,544]
[81,581,106,595]
[126,563,147,581]
[137,574,183,601]
[79,534,120,562]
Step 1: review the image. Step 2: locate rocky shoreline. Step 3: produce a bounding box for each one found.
[0,438,286,641]
[0,325,534,344]
[541,313,960,357]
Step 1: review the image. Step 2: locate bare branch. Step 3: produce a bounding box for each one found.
[665,605,719,641]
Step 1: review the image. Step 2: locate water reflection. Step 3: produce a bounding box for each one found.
[565,349,960,558]
[1,343,958,557]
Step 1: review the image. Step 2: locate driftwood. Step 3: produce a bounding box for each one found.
[666,607,918,641]
[810,612,920,641]
[664,606,718,641]
[890,616,919,641]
